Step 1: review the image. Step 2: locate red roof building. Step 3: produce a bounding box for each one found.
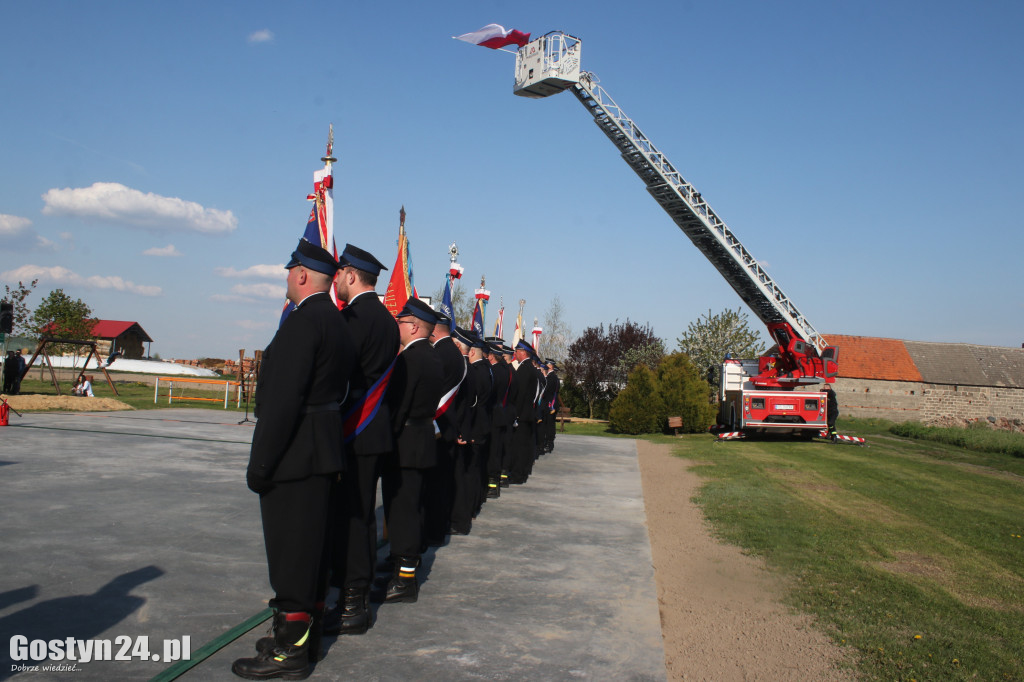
[91,320,153,359]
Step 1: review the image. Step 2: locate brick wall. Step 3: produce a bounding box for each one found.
[833,378,1024,423]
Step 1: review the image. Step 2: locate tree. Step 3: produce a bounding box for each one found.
[676,308,766,387]
[564,318,661,418]
[32,289,97,355]
[606,319,662,388]
[2,278,38,337]
[564,324,614,419]
[609,364,664,435]
[614,339,666,387]
[541,295,573,362]
[657,353,716,433]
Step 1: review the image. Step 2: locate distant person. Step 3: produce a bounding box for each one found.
[3,351,15,394]
[13,349,26,395]
[826,384,839,438]
[73,374,94,397]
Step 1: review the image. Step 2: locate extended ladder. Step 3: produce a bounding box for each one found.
[569,73,827,353]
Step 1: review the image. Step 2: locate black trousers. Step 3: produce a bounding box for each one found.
[501,420,515,474]
[421,439,455,544]
[544,411,556,446]
[380,458,424,559]
[487,426,506,478]
[260,474,334,614]
[470,439,488,513]
[331,451,381,590]
[510,422,535,479]
[450,443,475,531]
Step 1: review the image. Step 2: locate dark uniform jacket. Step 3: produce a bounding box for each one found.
[450,355,475,441]
[387,337,443,468]
[510,360,539,429]
[541,372,559,415]
[249,292,355,482]
[433,336,467,443]
[341,290,400,456]
[489,361,511,429]
[468,359,494,442]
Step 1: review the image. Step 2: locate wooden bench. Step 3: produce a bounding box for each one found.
[558,407,572,431]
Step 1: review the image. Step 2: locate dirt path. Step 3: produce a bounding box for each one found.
[636,440,853,681]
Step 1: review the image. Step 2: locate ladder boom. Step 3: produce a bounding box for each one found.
[570,73,827,354]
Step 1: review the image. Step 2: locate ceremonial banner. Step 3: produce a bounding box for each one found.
[471,300,485,338]
[512,302,524,347]
[493,305,504,339]
[440,254,462,332]
[383,207,418,317]
[280,127,338,325]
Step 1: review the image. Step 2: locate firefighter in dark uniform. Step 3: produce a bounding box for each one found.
[374,298,443,603]
[509,340,540,484]
[324,244,398,637]
[826,384,839,440]
[542,360,560,452]
[421,313,467,547]
[233,238,354,680]
[499,344,516,487]
[467,333,494,516]
[484,337,511,498]
[448,326,479,535]
[533,356,548,459]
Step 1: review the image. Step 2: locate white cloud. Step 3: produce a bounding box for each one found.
[35,236,57,250]
[215,264,285,280]
[41,182,237,234]
[234,282,285,300]
[1,264,162,297]
[235,319,274,330]
[248,29,274,43]
[143,244,182,257]
[209,282,285,304]
[0,214,32,236]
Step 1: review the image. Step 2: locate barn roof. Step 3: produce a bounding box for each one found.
[826,334,1024,388]
[826,335,922,382]
[91,320,153,343]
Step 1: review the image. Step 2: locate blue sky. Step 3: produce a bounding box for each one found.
[1,1,1021,359]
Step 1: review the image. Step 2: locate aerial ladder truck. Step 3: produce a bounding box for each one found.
[511,32,859,442]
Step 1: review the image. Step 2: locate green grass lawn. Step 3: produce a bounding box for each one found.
[658,418,1024,681]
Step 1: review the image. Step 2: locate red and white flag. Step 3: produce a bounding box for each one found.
[455,24,531,50]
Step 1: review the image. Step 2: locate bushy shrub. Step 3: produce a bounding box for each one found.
[657,352,716,433]
[609,365,664,434]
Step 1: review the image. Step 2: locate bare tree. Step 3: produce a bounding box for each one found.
[541,295,573,362]
[430,279,474,328]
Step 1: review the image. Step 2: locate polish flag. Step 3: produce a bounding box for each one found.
[455,24,531,50]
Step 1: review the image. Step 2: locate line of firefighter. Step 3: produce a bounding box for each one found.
[234,239,561,680]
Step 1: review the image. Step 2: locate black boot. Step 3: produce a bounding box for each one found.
[234,611,311,680]
[257,604,323,663]
[322,587,371,635]
[499,472,510,488]
[372,557,419,603]
[486,477,500,499]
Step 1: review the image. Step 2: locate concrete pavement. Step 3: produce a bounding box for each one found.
[0,410,664,681]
